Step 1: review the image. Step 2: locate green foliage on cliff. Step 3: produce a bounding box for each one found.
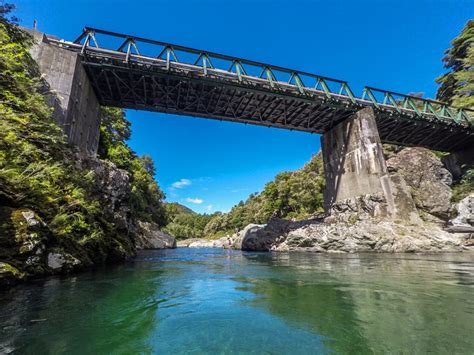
[98,107,167,226]
[436,20,474,109]
[0,11,166,281]
[0,17,133,266]
[435,20,474,201]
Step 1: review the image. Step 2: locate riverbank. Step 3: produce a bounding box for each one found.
[177,216,473,253]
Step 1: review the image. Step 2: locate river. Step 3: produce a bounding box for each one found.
[1,248,473,354]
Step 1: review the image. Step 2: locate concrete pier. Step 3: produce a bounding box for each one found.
[321,107,420,223]
[29,31,100,154]
[322,107,393,208]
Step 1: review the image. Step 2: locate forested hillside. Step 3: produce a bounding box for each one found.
[165,154,326,240]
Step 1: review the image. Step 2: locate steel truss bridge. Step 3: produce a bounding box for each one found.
[47,27,474,152]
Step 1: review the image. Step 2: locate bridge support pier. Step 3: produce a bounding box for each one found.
[321,107,420,223]
[29,30,101,154]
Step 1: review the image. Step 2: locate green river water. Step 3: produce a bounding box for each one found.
[1,248,473,354]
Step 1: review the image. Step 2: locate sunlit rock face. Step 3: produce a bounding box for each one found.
[230,146,472,254]
[387,147,453,222]
[135,221,176,250]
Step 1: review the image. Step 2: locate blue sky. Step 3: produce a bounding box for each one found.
[14,0,472,213]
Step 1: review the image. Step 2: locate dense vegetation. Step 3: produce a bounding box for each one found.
[163,203,214,240]
[98,107,167,226]
[164,155,326,240]
[0,8,166,282]
[436,20,474,108]
[436,20,474,201]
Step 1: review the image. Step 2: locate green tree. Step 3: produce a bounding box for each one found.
[98,108,167,226]
[436,20,474,108]
[435,20,474,201]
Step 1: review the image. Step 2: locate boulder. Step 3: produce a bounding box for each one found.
[47,252,81,271]
[188,239,218,248]
[387,148,453,221]
[230,216,468,253]
[232,221,289,251]
[136,221,176,249]
[274,219,466,253]
[450,194,474,227]
[177,238,201,247]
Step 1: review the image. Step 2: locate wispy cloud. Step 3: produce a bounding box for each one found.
[186,197,203,204]
[171,178,191,189]
[205,204,213,212]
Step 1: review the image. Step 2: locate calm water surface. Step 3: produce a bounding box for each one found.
[1,248,473,354]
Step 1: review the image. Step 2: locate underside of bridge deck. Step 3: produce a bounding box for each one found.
[83,61,474,152]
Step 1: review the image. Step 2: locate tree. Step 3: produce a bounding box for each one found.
[97,108,167,226]
[436,20,474,108]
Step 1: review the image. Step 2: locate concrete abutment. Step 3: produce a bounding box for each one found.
[28,30,100,154]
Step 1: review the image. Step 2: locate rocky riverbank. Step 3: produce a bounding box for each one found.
[0,153,176,288]
[179,147,474,254]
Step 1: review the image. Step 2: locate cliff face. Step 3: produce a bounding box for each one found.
[0,22,173,288]
[0,153,134,286]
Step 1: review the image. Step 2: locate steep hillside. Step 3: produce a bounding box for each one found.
[0,14,167,286]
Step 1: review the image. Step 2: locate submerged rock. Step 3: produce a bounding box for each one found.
[47,252,81,271]
[136,221,176,249]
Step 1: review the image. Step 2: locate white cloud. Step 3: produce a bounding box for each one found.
[186,197,203,204]
[171,179,191,189]
[205,204,213,212]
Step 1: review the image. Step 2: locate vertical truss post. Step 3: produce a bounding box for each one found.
[289,72,305,94]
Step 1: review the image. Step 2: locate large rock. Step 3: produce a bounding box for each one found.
[136,221,176,249]
[178,237,231,248]
[188,239,222,248]
[387,148,453,221]
[230,216,469,253]
[450,194,474,227]
[47,252,81,271]
[231,219,291,251]
[276,220,466,253]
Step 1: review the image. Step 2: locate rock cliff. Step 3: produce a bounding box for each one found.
[0,153,174,287]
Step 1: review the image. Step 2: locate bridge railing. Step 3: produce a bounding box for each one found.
[61,27,473,127]
[362,87,473,126]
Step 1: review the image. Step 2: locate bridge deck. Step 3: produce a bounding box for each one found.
[46,28,474,152]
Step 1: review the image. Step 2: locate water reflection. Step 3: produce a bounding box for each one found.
[0,249,473,354]
[240,252,474,353]
[1,266,162,354]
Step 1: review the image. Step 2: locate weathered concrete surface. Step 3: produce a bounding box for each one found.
[322,107,393,211]
[321,107,420,224]
[28,30,100,154]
